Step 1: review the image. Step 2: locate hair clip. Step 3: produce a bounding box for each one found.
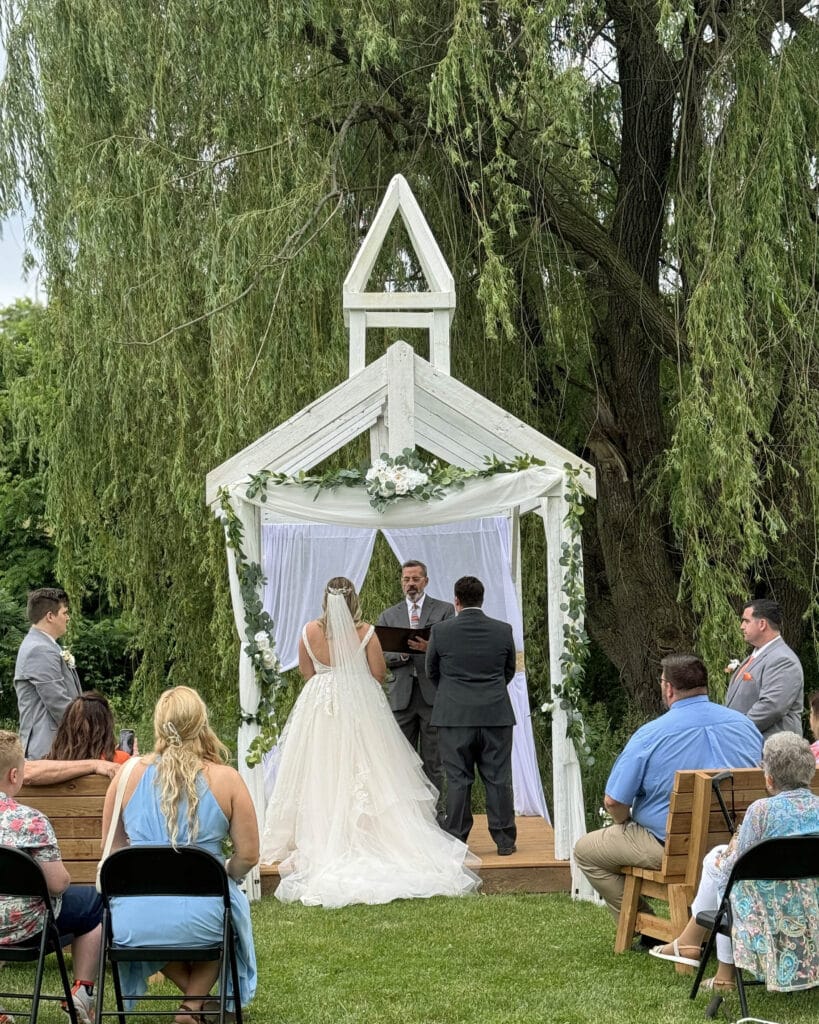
[162,721,183,745]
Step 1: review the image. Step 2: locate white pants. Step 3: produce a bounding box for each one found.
[692,844,733,964]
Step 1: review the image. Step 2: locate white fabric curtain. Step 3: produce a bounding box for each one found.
[383,518,550,820]
[234,465,562,527]
[261,524,377,671]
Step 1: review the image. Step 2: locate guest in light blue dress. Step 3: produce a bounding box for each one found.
[101,686,258,1023]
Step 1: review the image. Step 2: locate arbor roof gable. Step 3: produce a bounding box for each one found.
[205,342,595,503]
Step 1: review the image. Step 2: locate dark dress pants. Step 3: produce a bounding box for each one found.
[437,725,516,849]
[393,682,445,817]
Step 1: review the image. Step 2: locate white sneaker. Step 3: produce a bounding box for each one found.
[61,983,94,1024]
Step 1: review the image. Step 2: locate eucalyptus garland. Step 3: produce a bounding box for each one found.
[218,489,285,767]
[245,449,546,512]
[540,464,593,766]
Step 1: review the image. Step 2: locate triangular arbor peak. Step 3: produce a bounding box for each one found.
[343,174,455,375]
[207,176,596,903]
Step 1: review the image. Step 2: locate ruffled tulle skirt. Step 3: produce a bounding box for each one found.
[260,670,480,907]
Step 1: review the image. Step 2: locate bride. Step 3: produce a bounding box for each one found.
[260,576,480,907]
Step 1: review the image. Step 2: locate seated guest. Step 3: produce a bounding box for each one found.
[23,691,132,786]
[649,732,819,992]
[574,655,762,930]
[0,730,103,1024]
[101,686,258,1023]
[48,691,133,764]
[809,691,819,764]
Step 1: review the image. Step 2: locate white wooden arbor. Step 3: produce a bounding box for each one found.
[206,175,596,899]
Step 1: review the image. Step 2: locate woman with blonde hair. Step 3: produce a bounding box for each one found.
[101,686,258,1024]
[261,576,479,907]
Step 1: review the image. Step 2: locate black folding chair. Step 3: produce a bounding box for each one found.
[690,835,819,1019]
[0,845,79,1024]
[95,845,243,1024]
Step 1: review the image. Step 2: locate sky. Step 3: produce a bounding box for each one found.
[0,210,42,305]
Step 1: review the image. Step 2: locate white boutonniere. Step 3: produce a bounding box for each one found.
[61,647,76,670]
[725,658,740,674]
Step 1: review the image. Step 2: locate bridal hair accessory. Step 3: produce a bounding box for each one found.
[327,584,352,595]
[162,721,183,745]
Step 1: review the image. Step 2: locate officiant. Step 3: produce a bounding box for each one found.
[377,560,454,820]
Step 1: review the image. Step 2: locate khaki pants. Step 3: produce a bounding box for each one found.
[574,821,664,919]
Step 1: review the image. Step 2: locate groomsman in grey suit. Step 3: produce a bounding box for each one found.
[426,576,517,855]
[14,587,83,758]
[377,560,454,810]
[725,598,803,739]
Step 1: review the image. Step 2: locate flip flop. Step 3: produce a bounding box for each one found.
[648,938,702,967]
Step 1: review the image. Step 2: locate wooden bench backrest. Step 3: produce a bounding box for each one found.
[18,775,110,885]
[659,766,819,886]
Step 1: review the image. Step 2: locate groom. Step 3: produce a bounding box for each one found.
[426,576,517,855]
[378,560,454,810]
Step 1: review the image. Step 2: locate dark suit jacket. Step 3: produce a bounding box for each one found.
[426,608,516,727]
[377,594,455,709]
[14,627,82,758]
[724,636,804,738]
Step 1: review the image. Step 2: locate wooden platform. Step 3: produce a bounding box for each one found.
[259,814,570,896]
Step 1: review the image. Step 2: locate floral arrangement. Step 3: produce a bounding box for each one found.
[60,647,76,670]
[218,491,286,767]
[245,449,545,513]
[539,464,594,767]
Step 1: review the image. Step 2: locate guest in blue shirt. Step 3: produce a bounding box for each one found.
[574,654,762,922]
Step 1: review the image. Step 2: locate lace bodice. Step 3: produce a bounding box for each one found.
[301,623,374,674]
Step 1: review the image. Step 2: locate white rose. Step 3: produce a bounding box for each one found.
[260,648,278,669]
[254,631,271,649]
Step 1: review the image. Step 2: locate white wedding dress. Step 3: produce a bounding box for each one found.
[260,596,480,907]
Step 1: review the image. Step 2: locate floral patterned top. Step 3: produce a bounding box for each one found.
[716,788,819,991]
[0,790,63,944]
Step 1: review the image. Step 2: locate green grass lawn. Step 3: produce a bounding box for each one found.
[2,892,817,1023]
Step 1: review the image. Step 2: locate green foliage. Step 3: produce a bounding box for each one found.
[0,298,138,725]
[0,1,817,717]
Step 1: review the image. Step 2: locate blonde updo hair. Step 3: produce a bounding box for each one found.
[317,576,363,634]
[151,686,229,846]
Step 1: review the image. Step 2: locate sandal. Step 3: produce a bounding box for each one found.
[700,976,736,991]
[648,939,702,968]
[175,1005,205,1024]
[200,998,236,1021]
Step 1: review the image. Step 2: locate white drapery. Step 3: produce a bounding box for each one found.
[261,524,377,671]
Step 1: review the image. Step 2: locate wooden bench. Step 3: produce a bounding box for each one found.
[18,775,110,884]
[614,768,771,957]
[614,765,819,962]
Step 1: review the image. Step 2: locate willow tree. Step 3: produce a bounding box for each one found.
[1,1,817,713]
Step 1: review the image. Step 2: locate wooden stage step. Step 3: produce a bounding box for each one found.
[259,814,570,897]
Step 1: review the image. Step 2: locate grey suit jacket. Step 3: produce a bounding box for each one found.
[377,595,455,710]
[14,627,83,758]
[724,636,803,739]
[426,608,516,727]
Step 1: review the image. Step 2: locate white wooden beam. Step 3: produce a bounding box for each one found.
[415,361,596,497]
[206,356,388,504]
[384,342,416,455]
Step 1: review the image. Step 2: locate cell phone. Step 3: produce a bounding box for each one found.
[117,729,136,755]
